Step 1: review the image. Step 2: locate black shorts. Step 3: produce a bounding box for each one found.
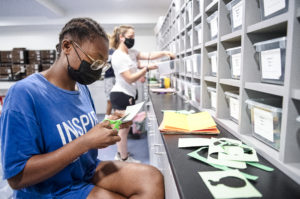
[110,92,136,110]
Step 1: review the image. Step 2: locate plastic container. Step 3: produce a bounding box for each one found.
[207,87,217,110]
[179,59,185,74]
[207,51,218,76]
[225,91,240,123]
[245,98,282,150]
[259,0,289,20]
[226,46,241,79]
[196,0,202,15]
[185,56,193,74]
[186,1,193,24]
[187,29,193,49]
[254,37,286,85]
[191,83,201,103]
[184,81,192,99]
[226,0,243,32]
[206,11,218,40]
[191,54,201,76]
[194,23,202,45]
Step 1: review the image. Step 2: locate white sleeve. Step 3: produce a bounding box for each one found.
[112,54,133,74]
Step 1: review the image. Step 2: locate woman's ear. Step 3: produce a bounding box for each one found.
[119,34,125,42]
[62,40,72,55]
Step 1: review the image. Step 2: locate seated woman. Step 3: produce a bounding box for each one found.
[0,17,164,199]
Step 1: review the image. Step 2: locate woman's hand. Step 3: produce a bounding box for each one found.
[107,110,133,129]
[147,63,158,71]
[84,123,121,150]
[166,52,176,60]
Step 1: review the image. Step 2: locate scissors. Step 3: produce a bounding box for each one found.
[104,114,129,130]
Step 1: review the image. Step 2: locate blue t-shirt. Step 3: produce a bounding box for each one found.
[0,73,100,198]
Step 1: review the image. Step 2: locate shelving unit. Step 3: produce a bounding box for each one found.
[154,0,300,184]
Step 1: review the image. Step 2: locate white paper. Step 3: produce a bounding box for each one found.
[178,138,211,148]
[261,48,282,79]
[229,97,239,121]
[123,101,145,122]
[211,91,217,109]
[231,53,241,77]
[263,0,286,17]
[253,107,274,142]
[210,16,218,39]
[232,1,243,29]
[211,55,217,75]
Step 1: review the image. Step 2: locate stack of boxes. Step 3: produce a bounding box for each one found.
[0,51,13,80]
[0,48,56,81]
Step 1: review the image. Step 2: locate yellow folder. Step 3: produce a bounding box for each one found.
[159,111,219,134]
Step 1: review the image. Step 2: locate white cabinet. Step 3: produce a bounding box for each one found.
[146,101,180,199]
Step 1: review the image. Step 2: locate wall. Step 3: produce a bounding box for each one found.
[0,24,157,52]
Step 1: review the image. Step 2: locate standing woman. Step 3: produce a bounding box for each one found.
[110,25,175,163]
[0,18,164,199]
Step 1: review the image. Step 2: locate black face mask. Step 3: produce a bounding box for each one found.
[66,55,102,85]
[124,38,135,49]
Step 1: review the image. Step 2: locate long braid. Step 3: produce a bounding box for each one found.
[56,18,108,57]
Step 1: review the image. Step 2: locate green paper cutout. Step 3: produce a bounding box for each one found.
[198,170,262,199]
[187,148,258,181]
[247,162,274,172]
[208,141,247,169]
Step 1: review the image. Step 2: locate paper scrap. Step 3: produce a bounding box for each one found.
[198,170,262,199]
[178,138,211,148]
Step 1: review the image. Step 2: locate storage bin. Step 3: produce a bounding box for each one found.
[191,83,201,103]
[174,59,180,73]
[207,87,217,110]
[196,0,202,15]
[245,98,282,150]
[225,91,240,123]
[191,54,201,76]
[184,81,192,99]
[186,1,192,24]
[226,46,241,79]
[194,23,202,45]
[207,51,218,76]
[185,57,193,74]
[259,0,288,20]
[179,59,185,74]
[187,29,193,49]
[206,11,218,40]
[254,37,286,85]
[226,0,243,32]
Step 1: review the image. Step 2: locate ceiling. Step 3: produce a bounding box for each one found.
[0,0,172,29]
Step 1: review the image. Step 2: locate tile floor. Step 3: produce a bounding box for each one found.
[97,114,149,164]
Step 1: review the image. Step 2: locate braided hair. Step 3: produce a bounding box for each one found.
[56,17,108,57]
[110,25,134,49]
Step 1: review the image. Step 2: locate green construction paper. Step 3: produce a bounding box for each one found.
[219,146,259,162]
[187,148,258,181]
[247,162,274,172]
[208,142,247,169]
[198,170,262,199]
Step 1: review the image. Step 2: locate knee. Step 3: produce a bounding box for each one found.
[141,165,164,186]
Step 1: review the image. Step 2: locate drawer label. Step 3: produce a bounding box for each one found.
[231,53,241,77]
[261,48,282,80]
[263,0,286,17]
[253,107,274,142]
[232,1,243,29]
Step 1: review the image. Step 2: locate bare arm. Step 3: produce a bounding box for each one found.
[121,64,158,84]
[8,122,120,190]
[137,51,175,60]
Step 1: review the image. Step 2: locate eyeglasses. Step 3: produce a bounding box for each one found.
[72,41,110,71]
